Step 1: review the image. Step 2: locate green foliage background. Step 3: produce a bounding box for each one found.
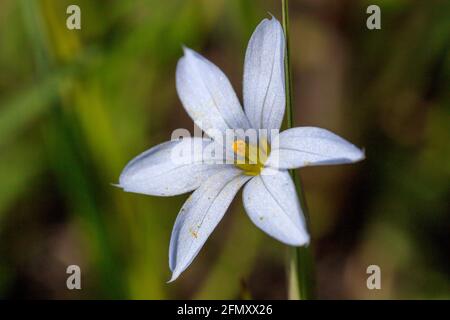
[0,0,448,299]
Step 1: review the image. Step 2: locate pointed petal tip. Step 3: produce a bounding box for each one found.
[178,45,192,59]
[260,13,281,26]
[181,45,195,57]
[166,273,178,284]
[179,44,187,54]
[266,228,310,247]
[298,235,311,247]
[266,12,280,24]
[349,146,366,163]
[360,147,367,161]
[289,231,310,247]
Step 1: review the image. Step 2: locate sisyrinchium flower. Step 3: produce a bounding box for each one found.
[118,16,364,282]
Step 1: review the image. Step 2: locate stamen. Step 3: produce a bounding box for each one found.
[231,139,270,176]
[232,140,247,157]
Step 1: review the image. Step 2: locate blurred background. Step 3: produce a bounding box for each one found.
[0,0,448,299]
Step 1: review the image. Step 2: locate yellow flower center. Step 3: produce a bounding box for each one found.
[232,138,270,176]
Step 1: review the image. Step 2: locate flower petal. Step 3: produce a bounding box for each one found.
[266,127,365,169]
[243,17,285,131]
[242,168,309,246]
[176,47,250,133]
[168,168,251,281]
[119,138,225,196]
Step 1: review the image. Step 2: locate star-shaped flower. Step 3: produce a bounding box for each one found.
[118,17,364,282]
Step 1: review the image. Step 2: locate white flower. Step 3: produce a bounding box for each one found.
[118,17,364,282]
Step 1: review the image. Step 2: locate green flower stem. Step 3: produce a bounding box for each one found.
[282,0,315,300]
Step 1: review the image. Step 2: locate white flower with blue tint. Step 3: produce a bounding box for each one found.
[118,17,364,282]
